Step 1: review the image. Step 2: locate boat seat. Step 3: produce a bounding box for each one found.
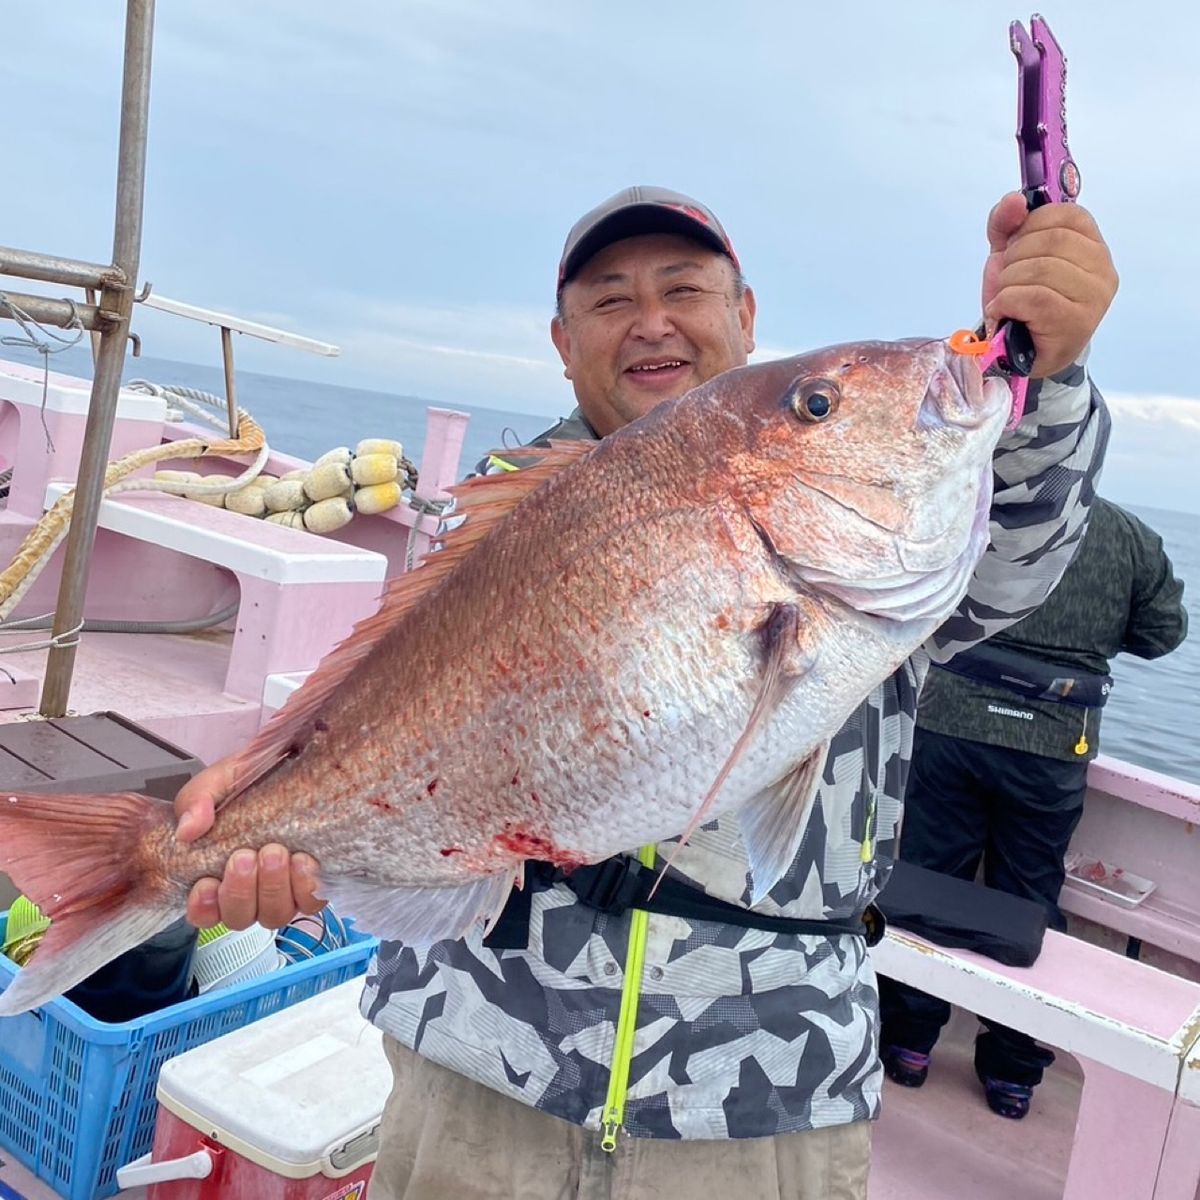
[43,482,387,702]
[873,925,1200,1199]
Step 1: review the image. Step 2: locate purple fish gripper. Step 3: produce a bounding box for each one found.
[1011,14,1080,208]
[985,13,1081,432]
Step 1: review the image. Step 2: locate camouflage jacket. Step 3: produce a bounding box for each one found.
[362,361,1110,1140]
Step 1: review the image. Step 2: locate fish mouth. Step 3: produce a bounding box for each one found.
[921,343,1010,431]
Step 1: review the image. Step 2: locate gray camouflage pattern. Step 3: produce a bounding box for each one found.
[362,360,1109,1140]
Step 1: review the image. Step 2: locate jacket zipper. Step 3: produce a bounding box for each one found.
[600,843,657,1151]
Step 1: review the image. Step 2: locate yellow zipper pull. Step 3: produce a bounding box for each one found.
[601,1116,621,1153]
[860,790,878,864]
[599,844,657,1153]
[1074,710,1089,756]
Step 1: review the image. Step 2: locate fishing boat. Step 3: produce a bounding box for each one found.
[1,342,1196,1200]
[1,4,1197,1199]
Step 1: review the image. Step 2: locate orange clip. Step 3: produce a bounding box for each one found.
[948,329,991,357]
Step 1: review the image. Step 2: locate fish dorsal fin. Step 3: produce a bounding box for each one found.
[218,439,597,805]
[451,439,597,526]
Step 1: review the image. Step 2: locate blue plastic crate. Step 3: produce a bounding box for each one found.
[0,912,378,1200]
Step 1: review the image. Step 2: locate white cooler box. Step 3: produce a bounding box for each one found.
[117,979,393,1200]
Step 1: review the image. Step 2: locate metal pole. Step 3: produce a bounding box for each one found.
[40,0,155,717]
[220,326,239,438]
[84,289,102,365]
[0,291,115,332]
[0,246,126,291]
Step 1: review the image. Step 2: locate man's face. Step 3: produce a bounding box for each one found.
[551,233,757,436]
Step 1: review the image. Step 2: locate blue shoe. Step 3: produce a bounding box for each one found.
[978,1074,1032,1119]
[881,1044,930,1088]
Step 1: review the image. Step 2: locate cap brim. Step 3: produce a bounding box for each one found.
[559,205,731,287]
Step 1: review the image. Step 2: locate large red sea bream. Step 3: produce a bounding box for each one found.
[0,337,1008,1015]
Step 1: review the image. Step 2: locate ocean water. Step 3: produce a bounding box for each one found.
[5,346,1198,784]
[1102,502,1198,783]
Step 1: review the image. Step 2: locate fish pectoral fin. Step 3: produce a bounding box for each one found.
[680,602,814,844]
[315,868,518,947]
[738,742,828,906]
[657,602,815,881]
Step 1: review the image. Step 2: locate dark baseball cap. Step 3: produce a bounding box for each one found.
[557,186,740,291]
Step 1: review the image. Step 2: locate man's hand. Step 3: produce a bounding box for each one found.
[174,762,323,931]
[981,192,1118,379]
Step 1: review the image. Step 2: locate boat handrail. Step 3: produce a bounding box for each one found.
[139,292,340,358]
[1087,753,1200,823]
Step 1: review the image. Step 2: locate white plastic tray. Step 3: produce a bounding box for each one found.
[1064,852,1157,909]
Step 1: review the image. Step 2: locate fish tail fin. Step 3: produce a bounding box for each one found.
[0,790,182,1016]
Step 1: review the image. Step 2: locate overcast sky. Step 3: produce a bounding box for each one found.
[3,1,1198,513]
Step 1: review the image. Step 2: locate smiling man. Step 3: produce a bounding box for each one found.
[175,185,1116,1199]
[549,189,756,436]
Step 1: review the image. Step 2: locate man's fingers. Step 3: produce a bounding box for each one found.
[175,801,213,844]
[291,853,325,916]
[215,849,261,931]
[184,847,316,932]
[174,760,240,843]
[985,282,1072,328]
[255,843,301,929]
[186,877,222,929]
[986,259,1096,309]
[1001,225,1113,274]
[982,284,1079,379]
[985,192,1029,254]
[1006,200,1105,244]
[983,252,1103,323]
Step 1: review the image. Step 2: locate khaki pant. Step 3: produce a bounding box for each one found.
[368,1035,871,1200]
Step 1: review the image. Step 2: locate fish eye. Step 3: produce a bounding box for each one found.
[788,378,841,423]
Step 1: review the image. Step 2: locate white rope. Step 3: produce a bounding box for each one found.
[127,381,227,410]
[124,382,270,496]
[404,496,451,572]
[0,610,56,631]
[168,392,236,432]
[0,292,85,454]
[128,380,231,431]
[0,619,83,655]
[158,383,229,410]
[115,438,272,498]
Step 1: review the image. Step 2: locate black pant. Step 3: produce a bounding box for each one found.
[878,727,1088,1086]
